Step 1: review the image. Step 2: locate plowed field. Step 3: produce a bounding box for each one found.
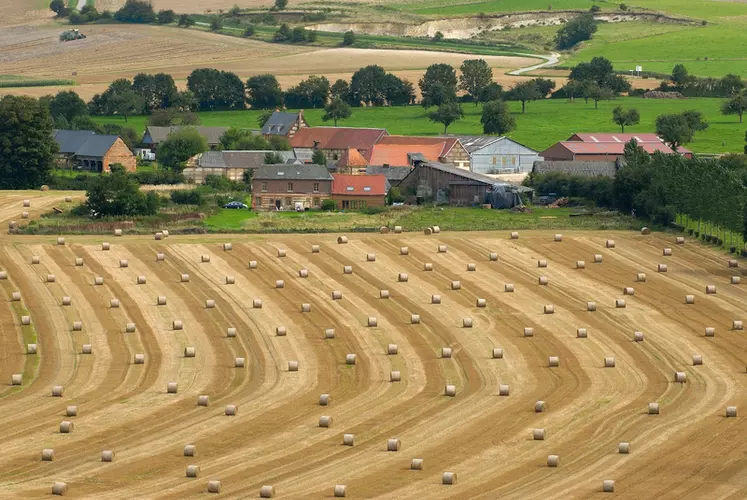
[1,228,746,498]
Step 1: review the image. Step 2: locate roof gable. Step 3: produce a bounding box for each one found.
[54,130,96,154]
[253,164,333,181]
[467,136,539,155]
[338,148,369,168]
[74,135,119,157]
[261,111,302,136]
[290,127,388,151]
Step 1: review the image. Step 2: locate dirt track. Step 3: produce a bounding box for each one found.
[0,227,746,498]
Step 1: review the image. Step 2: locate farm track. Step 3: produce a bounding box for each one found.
[0,230,745,498]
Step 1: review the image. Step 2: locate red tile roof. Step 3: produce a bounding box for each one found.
[567,133,692,154]
[331,174,388,196]
[338,148,369,168]
[369,142,445,167]
[290,127,388,152]
[378,135,459,156]
[558,141,678,155]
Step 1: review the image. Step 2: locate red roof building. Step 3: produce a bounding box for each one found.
[336,148,369,175]
[330,174,389,210]
[290,127,388,163]
[541,133,692,161]
[370,136,470,169]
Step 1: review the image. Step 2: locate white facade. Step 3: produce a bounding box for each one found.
[469,137,542,175]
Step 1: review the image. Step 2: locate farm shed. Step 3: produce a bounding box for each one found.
[454,135,541,174]
[541,133,693,161]
[331,174,389,210]
[54,130,136,173]
[366,165,412,185]
[369,136,469,170]
[261,110,309,139]
[290,127,388,164]
[532,160,619,178]
[252,164,333,210]
[142,126,228,150]
[184,150,297,184]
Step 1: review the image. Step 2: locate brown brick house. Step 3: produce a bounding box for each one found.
[331,174,388,210]
[54,130,136,173]
[252,164,333,210]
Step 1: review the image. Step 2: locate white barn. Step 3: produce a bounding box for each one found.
[456,136,542,175]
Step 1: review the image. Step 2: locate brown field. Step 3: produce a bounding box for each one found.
[1,206,746,498]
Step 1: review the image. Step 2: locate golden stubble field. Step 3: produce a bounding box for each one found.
[1,195,746,498]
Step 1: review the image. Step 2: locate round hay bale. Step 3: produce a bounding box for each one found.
[524,327,534,337]
[606,240,616,248]
[604,356,616,368]
[227,327,237,338]
[72,321,82,331]
[450,280,461,290]
[180,274,190,283]
[410,314,421,324]
[276,326,287,337]
[442,472,457,485]
[102,242,110,251]
[186,465,200,478]
[52,482,67,496]
[101,450,114,462]
[674,371,687,383]
[587,302,597,312]
[547,455,559,467]
[444,384,456,397]
[577,328,588,338]
[379,226,389,234]
[398,272,409,282]
[490,348,504,359]
[134,354,145,364]
[11,291,21,301]
[467,263,476,272]
[504,283,515,293]
[706,285,716,294]
[624,287,635,296]
[423,262,433,271]
[62,296,71,306]
[394,226,403,233]
[311,245,320,254]
[728,259,739,268]
[594,254,603,263]
[225,404,237,416]
[205,299,216,309]
[154,232,163,241]
[110,299,120,308]
[438,245,447,253]
[343,434,355,446]
[649,402,660,414]
[537,259,548,268]
[333,485,346,498]
[616,299,626,308]
[21,212,28,219]
[693,354,703,365]
[157,296,167,306]
[400,246,409,256]
[45,274,56,283]
[380,289,390,299]
[172,320,183,330]
[390,370,401,382]
[731,276,741,285]
[476,298,487,308]
[637,273,647,282]
[663,248,672,256]
[57,237,65,246]
[463,317,473,328]
[114,229,122,236]
[685,295,695,304]
[431,294,441,304]
[387,438,401,451]
[253,299,263,309]
[345,353,357,365]
[641,227,651,235]
[498,384,510,396]
[65,196,72,203]
[337,236,348,244]
[11,373,22,385]
[197,395,209,407]
[298,269,308,278]
[0,271,6,280]
[533,429,546,440]
[207,481,221,494]
[367,317,377,327]
[657,264,668,273]
[156,253,165,262]
[489,252,498,261]
[59,421,73,433]
[184,346,196,358]
[676,236,685,244]
[367,253,376,262]
[277,249,286,258]
[125,323,136,333]
[726,406,737,417]
[544,304,555,314]
[332,290,342,300]
[324,328,335,339]
[538,276,549,286]
[554,234,563,242]
[235,357,245,368]
[634,331,644,342]
[42,449,55,461]
[603,480,615,493]
[248,260,258,269]
[135,275,147,285]
[21,315,30,325]
[81,344,92,354]
[411,458,424,470]
[301,303,311,312]
[119,259,128,268]
[343,265,353,275]
[167,382,178,393]
[319,394,330,405]
[705,327,715,337]
[288,361,299,371]
[432,225,440,234]
[22,199,30,207]
[548,356,560,367]
[27,343,38,354]
[201,254,210,263]
[441,347,452,358]
[618,442,630,454]
[576,260,586,269]
[734,320,744,330]
[510,232,519,240]
[424,227,433,236]
[223,243,232,251]
[31,256,40,265]
[275,280,285,289]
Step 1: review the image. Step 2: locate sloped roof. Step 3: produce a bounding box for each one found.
[54,129,96,154]
[533,161,618,178]
[338,148,369,168]
[261,111,301,136]
[378,135,459,156]
[416,161,496,185]
[290,127,388,152]
[556,141,678,155]
[369,142,445,167]
[74,135,119,157]
[569,133,664,144]
[331,174,388,196]
[253,164,333,181]
[198,150,296,169]
[144,126,229,145]
[449,135,502,153]
[365,165,411,182]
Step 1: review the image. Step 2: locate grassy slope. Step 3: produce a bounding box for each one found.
[93,97,742,154]
[404,0,596,15]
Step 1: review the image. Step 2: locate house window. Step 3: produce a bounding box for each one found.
[287,182,293,192]
[313,183,319,192]
[256,197,261,207]
[512,157,517,165]
[261,182,267,192]
[502,157,507,166]
[363,186,371,192]
[352,200,358,209]
[285,197,291,206]
[313,197,320,207]
[360,200,366,209]
[346,186,354,192]
[342,200,350,209]
[333,153,338,160]
[492,157,497,165]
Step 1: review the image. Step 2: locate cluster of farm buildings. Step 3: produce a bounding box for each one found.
[53,110,692,210]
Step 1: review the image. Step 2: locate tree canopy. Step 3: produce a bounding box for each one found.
[428,102,463,134]
[322,97,352,127]
[419,63,458,108]
[246,74,284,109]
[48,90,88,123]
[555,12,598,50]
[481,100,515,136]
[85,165,159,217]
[158,128,208,170]
[508,81,540,113]
[186,68,245,111]
[612,106,640,133]
[114,0,155,23]
[459,59,493,104]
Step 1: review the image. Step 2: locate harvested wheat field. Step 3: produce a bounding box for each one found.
[1,229,746,498]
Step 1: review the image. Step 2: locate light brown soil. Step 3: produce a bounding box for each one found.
[0,227,745,498]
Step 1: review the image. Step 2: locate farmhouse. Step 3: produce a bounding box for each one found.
[331,174,389,210]
[54,130,136,173]
[335,148,370,174]
[455,135,541,174]
[142,126,229,150]
[183,150,298,184]
[252,164,333,210]
[290,127,388,163]
[532,160,619,178]
[540,133,692,161]
[261,110,309,139]
[369,136,470,170]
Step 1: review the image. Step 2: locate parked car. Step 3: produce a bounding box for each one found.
[223,201,248,209]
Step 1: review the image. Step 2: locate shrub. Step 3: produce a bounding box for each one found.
[321,199,336,211]
[525,171,614,207]
[114,0,156,23]
[342,31,356,46]
[170,189,203,205]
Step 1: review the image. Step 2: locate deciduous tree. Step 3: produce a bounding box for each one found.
[459,59,493,105]
[158,128,208,171]
[322,97,352,126]
[721,93,747,123]
[612,106,640,132]
[419,63,457,108]
[48,90,88,123]
[481,100,515,135]
[246,74,283,109]
[428,102,463,134]
[508,81,540,113]
[655,113,693,151]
